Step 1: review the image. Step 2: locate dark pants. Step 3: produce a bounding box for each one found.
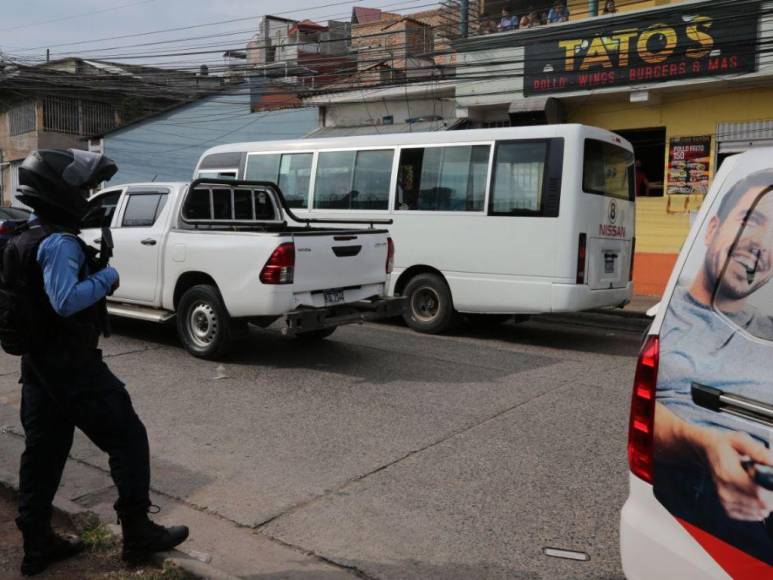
[16,351,151,529]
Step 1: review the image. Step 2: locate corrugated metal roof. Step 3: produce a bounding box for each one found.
[717,120,773,143]
[306,121,447,138]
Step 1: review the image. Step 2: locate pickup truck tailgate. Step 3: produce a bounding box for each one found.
[292,230,388,293]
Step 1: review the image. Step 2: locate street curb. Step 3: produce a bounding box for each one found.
[0,471,239,580]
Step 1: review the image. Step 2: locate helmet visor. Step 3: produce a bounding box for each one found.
[63,149,118,190]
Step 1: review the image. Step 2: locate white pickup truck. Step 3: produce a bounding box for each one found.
[79,179,404,358]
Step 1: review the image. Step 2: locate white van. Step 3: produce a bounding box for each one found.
[195,126,635,334]
[620,148,773,578]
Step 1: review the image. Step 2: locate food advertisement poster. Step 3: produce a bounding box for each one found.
[667,136,712,195]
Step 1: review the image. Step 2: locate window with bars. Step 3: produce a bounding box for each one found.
[8,102,37,136]
[42,97,117,135]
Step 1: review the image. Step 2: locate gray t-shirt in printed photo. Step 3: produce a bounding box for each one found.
[657,286,773,442]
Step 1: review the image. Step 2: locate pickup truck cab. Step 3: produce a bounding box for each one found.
[80,179,403,358]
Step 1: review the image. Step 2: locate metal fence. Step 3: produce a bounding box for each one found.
[8,101,36,136]
[42,97,117,135]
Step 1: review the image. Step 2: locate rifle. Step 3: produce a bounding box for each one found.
[98,224,114,338]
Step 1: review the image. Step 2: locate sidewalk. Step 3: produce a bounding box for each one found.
[0,418,357,580]
[0,485,172,580]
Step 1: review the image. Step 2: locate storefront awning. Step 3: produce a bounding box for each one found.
[508,97,564,124]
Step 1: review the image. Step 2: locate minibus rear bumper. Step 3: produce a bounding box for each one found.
[550,282,633,313]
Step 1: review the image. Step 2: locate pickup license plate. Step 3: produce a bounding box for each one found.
[604,253,617,274]
[324,289,345,305]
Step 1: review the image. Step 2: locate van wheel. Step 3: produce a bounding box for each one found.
[295,327,337,341]
[402,273,457,334]
[177,284,233,359]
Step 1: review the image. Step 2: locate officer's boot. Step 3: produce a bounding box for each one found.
[119,511,189,563]
[16,519,85,576]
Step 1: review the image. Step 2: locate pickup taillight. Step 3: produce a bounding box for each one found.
[386,237,394,274]
[260,242,295,284]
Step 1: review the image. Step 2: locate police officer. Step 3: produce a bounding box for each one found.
[8,149,188,576]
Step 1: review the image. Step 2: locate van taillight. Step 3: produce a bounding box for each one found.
[260,242,295,284]
[629,237,636,283]
[627,335,659,483]
[576,233,587,285]
[386,237,394,274]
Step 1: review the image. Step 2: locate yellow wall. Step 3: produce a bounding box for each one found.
[566,87,773,255]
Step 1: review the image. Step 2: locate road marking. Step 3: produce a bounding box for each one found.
[542,547,590,561]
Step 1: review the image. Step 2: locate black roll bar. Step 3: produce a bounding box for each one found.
[187,178,394,229]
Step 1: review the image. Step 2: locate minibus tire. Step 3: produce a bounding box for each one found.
[403,273,456,334]
[177,284,234,359]
[295,327,337,341]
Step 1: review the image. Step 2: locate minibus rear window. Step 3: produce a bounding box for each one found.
[583,139,634,201]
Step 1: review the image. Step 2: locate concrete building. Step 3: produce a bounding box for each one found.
[0,58,218,205]
[453,0,773,295]
[246,16,355,91]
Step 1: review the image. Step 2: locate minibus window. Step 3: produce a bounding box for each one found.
[246,153,312,208]
[396,145,489,212]
[314,150,393,210]
[490,142,548,214]
[583,140,634,201]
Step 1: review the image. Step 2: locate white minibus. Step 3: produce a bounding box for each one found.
[195,125,635,333]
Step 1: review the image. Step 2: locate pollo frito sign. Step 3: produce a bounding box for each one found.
[524,2,759,96]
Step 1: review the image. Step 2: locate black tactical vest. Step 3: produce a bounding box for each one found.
[4,224,102,363]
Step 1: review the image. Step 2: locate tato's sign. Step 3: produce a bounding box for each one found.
[524,2,759,96]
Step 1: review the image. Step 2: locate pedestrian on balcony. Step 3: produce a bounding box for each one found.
[498,8,518,32]
[548,1,570,23]
[603,0,618,14]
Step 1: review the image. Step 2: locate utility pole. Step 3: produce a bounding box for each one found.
[46,49,50,62]
[460,0,469,38]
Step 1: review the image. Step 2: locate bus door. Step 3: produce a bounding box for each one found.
[582,139,635,290]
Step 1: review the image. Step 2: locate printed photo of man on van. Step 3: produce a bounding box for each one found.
[653,170,773,565]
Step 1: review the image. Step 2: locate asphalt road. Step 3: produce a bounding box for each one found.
[0,316,643,579]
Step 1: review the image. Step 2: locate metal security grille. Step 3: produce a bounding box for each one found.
[43,97,80,134]
[81,101,116,136]
[8,102,36,136]
[42,97,117,135]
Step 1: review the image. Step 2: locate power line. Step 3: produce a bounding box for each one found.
[0,0,161,33]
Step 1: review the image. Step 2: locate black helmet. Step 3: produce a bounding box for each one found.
[17,149,117,224]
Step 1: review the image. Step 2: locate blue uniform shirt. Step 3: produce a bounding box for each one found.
[36,233,119,318]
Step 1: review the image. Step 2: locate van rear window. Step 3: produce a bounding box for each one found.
[583,139,634,201]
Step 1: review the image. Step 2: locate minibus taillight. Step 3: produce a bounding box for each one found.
[260,242,295,284]
[386,237,395,274]
[576,233,587,285]
[629,237,636,283]
[627,335,659,483]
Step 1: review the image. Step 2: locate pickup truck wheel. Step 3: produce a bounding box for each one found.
[177,285,233,359]
[402,273,457,334]
[295,326,337,341]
